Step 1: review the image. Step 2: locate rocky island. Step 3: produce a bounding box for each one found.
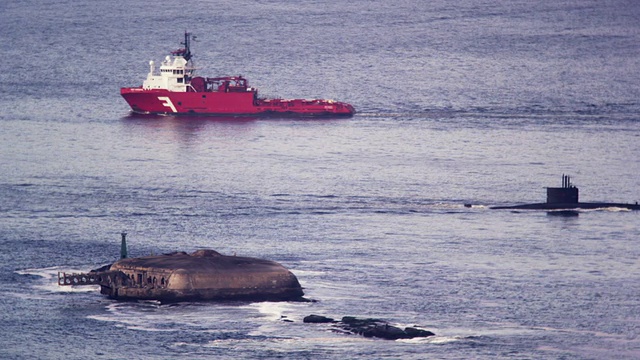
[58,235,304,302]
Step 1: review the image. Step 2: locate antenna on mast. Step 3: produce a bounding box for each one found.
[182,31,192,61]
[172,31,194,61]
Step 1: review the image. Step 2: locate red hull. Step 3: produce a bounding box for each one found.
[121,87,354,117]
[121,33,355,117]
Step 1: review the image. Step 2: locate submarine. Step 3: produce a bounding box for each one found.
[58,234,304,302]
[490,174,640,211]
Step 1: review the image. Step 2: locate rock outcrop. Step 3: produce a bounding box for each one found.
[303,315,435,340]
[59,249,304,302]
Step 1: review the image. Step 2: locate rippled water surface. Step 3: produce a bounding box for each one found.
[1,1,640,359]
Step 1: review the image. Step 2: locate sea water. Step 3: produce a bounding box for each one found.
[1,1,639,359]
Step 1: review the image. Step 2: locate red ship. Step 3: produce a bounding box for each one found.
[121,33,355,117]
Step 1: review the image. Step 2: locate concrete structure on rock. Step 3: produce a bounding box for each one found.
[58,235,304,302]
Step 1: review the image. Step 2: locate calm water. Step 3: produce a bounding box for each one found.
[1,1,640,359]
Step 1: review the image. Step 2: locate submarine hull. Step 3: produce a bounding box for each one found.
[490,202,640,210]
[490,175,639,211]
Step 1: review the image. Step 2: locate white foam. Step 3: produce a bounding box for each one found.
[572,206,632,213]
[88,303,181,332]
[413,335,462,344]
[601,207,632,212]
[252,298,335,321]
[16,266,101,293]
[290,269,326,276]
[17,265,76,278]
[89,301,257,333]
[252,301,293,321]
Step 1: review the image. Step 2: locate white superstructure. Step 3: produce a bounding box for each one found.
[142,54,196,92]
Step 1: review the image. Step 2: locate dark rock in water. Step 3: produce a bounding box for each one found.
[341,316,384,327]
[280,316,294,323]
[363,324,406,340]
[303,314,335,323]
[339,317,411,340]
[304,315,435,340]
[404,327,436,338]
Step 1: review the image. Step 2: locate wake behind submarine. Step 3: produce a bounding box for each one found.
[58,233,304,302]
[490,174,640,211]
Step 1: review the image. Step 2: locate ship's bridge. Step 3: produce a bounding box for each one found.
[142,54,196,92]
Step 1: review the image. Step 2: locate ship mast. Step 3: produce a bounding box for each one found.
[171,31,194,62]
[182,31,192,61]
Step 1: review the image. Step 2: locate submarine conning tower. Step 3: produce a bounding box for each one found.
[546,174,579,204]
